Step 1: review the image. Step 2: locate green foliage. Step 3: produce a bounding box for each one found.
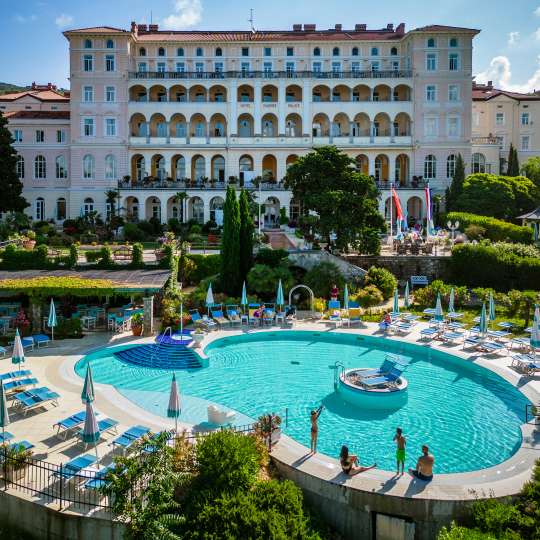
[454,174,538,220]
[354,285,384,308]
[130,243,145,268]
[0,112,29,212]
[247,263,294,297]
[446,153,465,212]
[0,244,49,270]
[67,244,78,268]
[413,280,470,308]
[284,146,385,253]
[84,250,101,263]
[451,243,540,291]
[363,266,397,300]
[187,254,221,284]
[447,212,533,244]
[437,522,499,540]
[0,276,115,298]
[303,262,345,298]
[55,317,83,339]
[254,248,288,268]
[239,189,254,283]
[124,222,146,242]
[464,224,486,241]
[521,155,540,190]
[97,245,114,268]
[507,143,520,177]
[220,186,241,295]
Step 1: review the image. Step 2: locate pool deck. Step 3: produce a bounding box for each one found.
[1,320,539,505]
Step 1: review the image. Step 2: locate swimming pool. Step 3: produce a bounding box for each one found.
[75,331,530,474]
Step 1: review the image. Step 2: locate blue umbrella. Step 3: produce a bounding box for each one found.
[81,401,100,460]
[343,284,349,311]
[488,292,496,323]
[393,288,399,314]
[241,281,248,309]
[11,329,25,372]
[81,364,95,404]
[47,299,57,341]
[0,380,10,440]
[534,305,539,324]
[167,373,181,432]
[434,293,444,322]
[404,282,410,309]
[276,279,285,308]
[448,288,455,313]
[479,303,487,335]
[205,282,214,315]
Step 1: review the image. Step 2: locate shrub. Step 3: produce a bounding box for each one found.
[254,248,289,268]
[67,244,78,268]
[363,266,397,300]
[55,317,83,339]
[413,280,470,308]
[130,243,145,268]
[303,262,345,298]
[0,244,50,270]
[97,245,114,268]
[247,263,294,297]
[123,222,145,242]
[354,285,383,308]
[446,212,533,244]
[84,250,101,263]
[464,224,486,241]
[437,523,499,540]
[186,254,221,284]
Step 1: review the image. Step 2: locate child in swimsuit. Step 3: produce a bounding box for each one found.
[393,427,406,475]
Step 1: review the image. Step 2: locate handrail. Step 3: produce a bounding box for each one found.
[149,326,172,366]
[334,361,345,390]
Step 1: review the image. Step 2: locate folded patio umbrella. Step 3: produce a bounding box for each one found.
[167,373,181,433]
[81,364,95,404]
[11,329,25,372]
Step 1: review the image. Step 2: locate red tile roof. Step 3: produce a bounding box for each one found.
[411,24,480,33]
[472,83,540,101]
[0,89,69,103]
[3,111,70,120]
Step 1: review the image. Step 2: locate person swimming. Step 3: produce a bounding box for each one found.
[310,405,323,454]
[339,445,377,476]
[409,445,434,481]
[393,427,406,475]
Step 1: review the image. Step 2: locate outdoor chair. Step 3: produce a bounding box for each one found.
[54,410,86,438]
[211,308,232,328]
[54,454,98,481]
[225,306,241,326]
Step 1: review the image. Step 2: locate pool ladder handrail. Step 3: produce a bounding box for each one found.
[334,361,345,390]
[150,326,172,367]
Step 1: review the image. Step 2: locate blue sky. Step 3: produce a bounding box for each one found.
[1,0,540,92]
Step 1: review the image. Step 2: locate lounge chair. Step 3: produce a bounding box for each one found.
[402,314,420,323]
[327,300,342,327]
[225,306,241,326]
[511,355,540,376]
[422,308,436,318]
[463,336,483,349]
[248,304,261,327]
[110,425,151,453]
[447,321,464,331]
[0,432,14,444]
[211,308,232,328]
[0,370,32,382]
[8,440,34,452]
[189,310,217,331]
[476,340,506,356]
[0,346,7,357]
[54,454,98,480]
[347,308,363,327]
[54,410,86,438]
[511,337,531,351]
[13,387,60,415]
[3,377,38,394]
[361,367,404,388]
[21,337,34,350]
[32,334,51,348]
[357,356,408,379]
[420,327,439,340]
[83,464,115,490]
[77,418,119,448]
[440,331,464,345]
[391,322,413,335]
[487,330,510,342]
[447,311,464,320]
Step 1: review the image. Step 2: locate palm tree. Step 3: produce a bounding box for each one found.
[105,190,119,222]
[173,192,188,223]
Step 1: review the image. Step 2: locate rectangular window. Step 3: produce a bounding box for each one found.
[426,85,436,102]
[105,118,116,137]
[13,129,22,142]
[263,62,272,75]
[157,62,166,73]
[138,62,147,72]
[286,47,294,56]
[83,118,94,137]
[521,112,530,126]
[56,129,65,143]
[83,86,93,102]
[447,116,460,137]
[195,62,204,73]
[264,47,272,57]
[426,53,436,71]
[332,61,341,75]
[83,54,93,71]
[371,61,380,71]
[425,117,438,137]
[448,84,459,102]
[176,62,185,72]
[312,61,322,73]
[286,62,295,75]
[472,111,480,126]
[241,47,249,56]
[351,61,360,74]
[105,86,116,102]
[392,60,399,71]
[35,130,45,143]
[105,54,115,71]
[241,62,250,76]
[522,135,530,151]
[214,62,223,73]
[496,112,504,126]
[449,53,459,71]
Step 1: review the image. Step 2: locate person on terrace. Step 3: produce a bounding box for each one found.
[339,445,377,476]
[409,445,434,481]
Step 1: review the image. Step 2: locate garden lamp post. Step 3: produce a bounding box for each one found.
[447,220,459,242]
[258,179,262,236]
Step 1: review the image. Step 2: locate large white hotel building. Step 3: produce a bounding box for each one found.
[2,21,491,226]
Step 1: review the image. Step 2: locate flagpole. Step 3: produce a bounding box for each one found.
[390,183,393,239]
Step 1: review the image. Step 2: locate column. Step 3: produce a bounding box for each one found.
[145,121,151,144]
[166,121,170,144]
[349,121,355,143]
[388,156,396,184]
[368,155,375,177]
[160,197,167,223]
[204,156,212,180]
[230,80,238,136]
[276,154,287,183]
[370,121,375,143]
[278,79,286,136]
[302,80,311,137]
[202,196,210,223]
[254,79,262,136]
[143,296,154,337]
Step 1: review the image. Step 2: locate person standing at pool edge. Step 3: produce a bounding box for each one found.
[393,427,406,475]
[310,405,324,454]
[409,445,434,481]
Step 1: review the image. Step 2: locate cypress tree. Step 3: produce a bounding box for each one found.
[238,189,254,284]
[447,153,465,211]
[220,186,241,295]
[0,112,29,213]
[507,143,520,176]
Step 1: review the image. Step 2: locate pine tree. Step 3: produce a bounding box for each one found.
[220,186,241,295]
[507,143,520,176]
[238,189,254,284]
[446,153,465,211]
[0,112,29,213]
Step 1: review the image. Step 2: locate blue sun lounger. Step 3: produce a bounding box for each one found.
[0,432,14,444]
[54,411,86,437]
[0,370,32,382]
[83,464,115,490]
[420,327,439,340]
[54,454,98,480]
[357,356,408,379]
[77,418,119,446]
[8,440,34,452]
[361,367,404,388]
[189,310,217,331]
[110,425,151,452]
[3,377,38,394]
[14,387,60,414]
[32,334,51,348]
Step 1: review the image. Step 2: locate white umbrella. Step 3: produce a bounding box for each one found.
[47,299,57,341]
[11,328,25,372]
[0,380,10,441]
[448,288,455,313]
[404,282,410,309]
[167,373,181,433]
[81,364,95,404]
[81,401,100,460]
[434,293,444,322]
[206,282,214,315]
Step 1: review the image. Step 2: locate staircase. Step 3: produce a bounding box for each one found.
[114,343,202,370]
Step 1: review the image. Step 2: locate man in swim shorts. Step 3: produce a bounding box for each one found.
[393,427,406,475]
[409,445,434,481]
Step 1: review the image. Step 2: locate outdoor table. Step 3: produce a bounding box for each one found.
[81,316,96,331]
[240,314,249,326]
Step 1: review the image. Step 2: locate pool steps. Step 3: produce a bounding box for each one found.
[114,342,202,370]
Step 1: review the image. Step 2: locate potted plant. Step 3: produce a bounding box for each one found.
[533,406,540,432]
[312,297,326,320]
[2,443,33,482]
[192,326,205,347]
[131,313,144,336]
[255,413,282,447]
[22,230,36,250]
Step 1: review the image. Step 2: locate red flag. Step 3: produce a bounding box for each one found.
[392,188,404,221]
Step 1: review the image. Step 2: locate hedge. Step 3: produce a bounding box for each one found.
[186,254,221,283]
[451,243,540,290]
[446,212,533,244]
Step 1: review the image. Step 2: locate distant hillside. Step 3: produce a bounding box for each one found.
[0,82,30,95]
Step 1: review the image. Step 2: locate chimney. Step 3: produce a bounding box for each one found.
[395,22,405,35]
[487,80,493,87]
[355,24,367,31]
[387,23,394,31]
[148,24,159,32]
[335,24,342,31]
[131,21,138,34]
[31,82,37,90]
[47,83,52,89]
[138,24,147,32]
[293,24,302,31]
[304,24,316,31]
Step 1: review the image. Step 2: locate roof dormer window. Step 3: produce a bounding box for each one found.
[84,39,92,49]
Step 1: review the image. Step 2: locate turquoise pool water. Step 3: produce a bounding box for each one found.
[75,331,530,474]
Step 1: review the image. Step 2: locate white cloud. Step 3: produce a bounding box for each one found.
[535,6,540,16]
[475,55,540,93]
[508,31,520,46]
[14,14,37,23]
[162,0,202,29]
[55,14,73,28]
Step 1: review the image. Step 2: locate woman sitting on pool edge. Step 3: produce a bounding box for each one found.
[379,312,392,332]
[339,446,377,475]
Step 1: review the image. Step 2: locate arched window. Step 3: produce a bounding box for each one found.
[35,198,45,221]
[215,47,222,56]
[34,155,46,179]
[471,153,486,174]
[449,37,458,48]
[56,198,66,220]
[427,38,436,48]
[391,47,398,56]
[16,156,24,179]
[196,47,203,57]
[371,47,379,56]
[139,47,146,56]
[83,197,94,215]
[106,39,114,49]
[177,47,184,56]
[105,154,117,179]
[313,47,321,56]
[83,155,95,179]
[332,47,340,56]
[352,47,359,56]
[424,155,437,179]
[158,47,166,57]
[55,155,67,179]
[446,154,457,178]
[84,39,92,49]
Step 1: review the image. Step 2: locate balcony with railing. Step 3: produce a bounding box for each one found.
[471,136,503,147]
[118,178,287,191]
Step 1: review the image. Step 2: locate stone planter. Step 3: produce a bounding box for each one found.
[132,325,143,337]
